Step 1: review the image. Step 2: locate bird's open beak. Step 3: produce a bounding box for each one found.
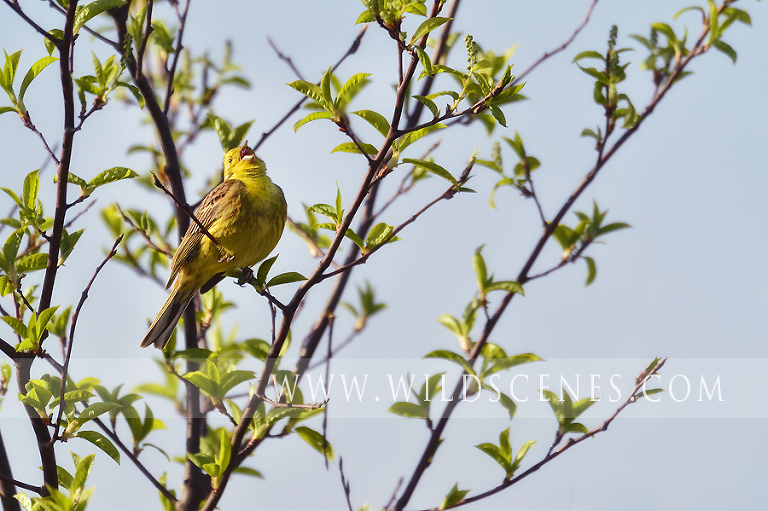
[240,143,254,161]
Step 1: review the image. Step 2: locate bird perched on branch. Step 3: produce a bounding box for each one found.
[141,143,287,349]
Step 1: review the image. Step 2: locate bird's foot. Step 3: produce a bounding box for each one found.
[236,267,254,286]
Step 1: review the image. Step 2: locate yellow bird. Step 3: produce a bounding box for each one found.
[141,144,287,349]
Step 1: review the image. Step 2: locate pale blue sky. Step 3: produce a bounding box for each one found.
[0,1,766,510]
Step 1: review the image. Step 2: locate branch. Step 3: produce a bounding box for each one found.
[512,0,599,86]
[393,8,720,509]
[320,160,473,282]
[90,418,178,504]
[253,26,367,152]
[2,0,62,46]
[0,427,24,510]
[413,359,668,511]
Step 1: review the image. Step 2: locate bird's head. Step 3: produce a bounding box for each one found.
[223,142,266,179]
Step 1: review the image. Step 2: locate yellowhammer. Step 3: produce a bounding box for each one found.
[141,143,287,349]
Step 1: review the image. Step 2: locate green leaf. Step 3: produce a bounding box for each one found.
[351,110,390,137]
[76,430,120,464]
[335,73,371,107]
[65,172,88,189]
[287,80,324,103]
[410,17,452,45]
[397,124,445,152]
[88,167,139,189]
[583,256,597,286]
[488,105,506,127]
[307,203,338,223]
[293,111,332,132]
[497,392,517,420]
[183,371,218,397]
[217,429,231,473]
[331,142,378,155]
[425,349,475,376]
[19,57,57,102]
[345,228,365,250]
[295,426,334,461]
[74,0,127,34]
[413,95,439,117]
[484,280,524,295]
[437,314,462,337]
[2,316,27,338]
[22,170,39,212]
[401,158,457,187]
[266,272,307,288]
[440,483,469,510]
[73,453,95,490]
[78,402,122,423]
[573,50,605,63]
[218,370,255,396]
[388,401,426,419]
[711,40,737,63]
[475,442,509,471]
[16,253,47,273]
[365,223,396,250]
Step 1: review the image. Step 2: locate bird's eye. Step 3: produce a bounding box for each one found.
[228,158,233,164]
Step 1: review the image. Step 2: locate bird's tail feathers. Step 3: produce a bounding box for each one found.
[140,287,194,349]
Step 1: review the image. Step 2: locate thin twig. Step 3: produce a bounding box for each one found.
[255,393,327,410]
[90,418,178,503]
[512,0,599,86]
[163,0,191,116]
[0,471,43,495]
[136,0,154,76]
[150,172,225,254]
[339,458,354,511]
[3,0,62,45]
[253,26,367,152]
[115,203,172,257]
[267,37,305,80]
[52,235,122,442]
[321,160,473,282]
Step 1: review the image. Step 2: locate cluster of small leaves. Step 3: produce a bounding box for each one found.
[308,185,400,255]
[576,26,641,144]
[0,171,52,292]
[414,34,523,128]
[74,52,142,116]
[183,358,255,405]
[476,428,536,480]
[188,429,232,489]
[423,344,540,420]
[552,201,630,285]
[388,373,444,427]
[101,203,173,280]
[15,453,97,511]
[290,68,372,137]
[438,247,523,353]
[241,255,307,295]
[0,50,57,125]
[202,114,253,152]
[477,135,540,208]
[340,280,387,332]
[542,387,596,437]
[95,383,165,455]
[15,375,125,460]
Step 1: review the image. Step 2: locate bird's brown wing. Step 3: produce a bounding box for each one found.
[166,179,245,288]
